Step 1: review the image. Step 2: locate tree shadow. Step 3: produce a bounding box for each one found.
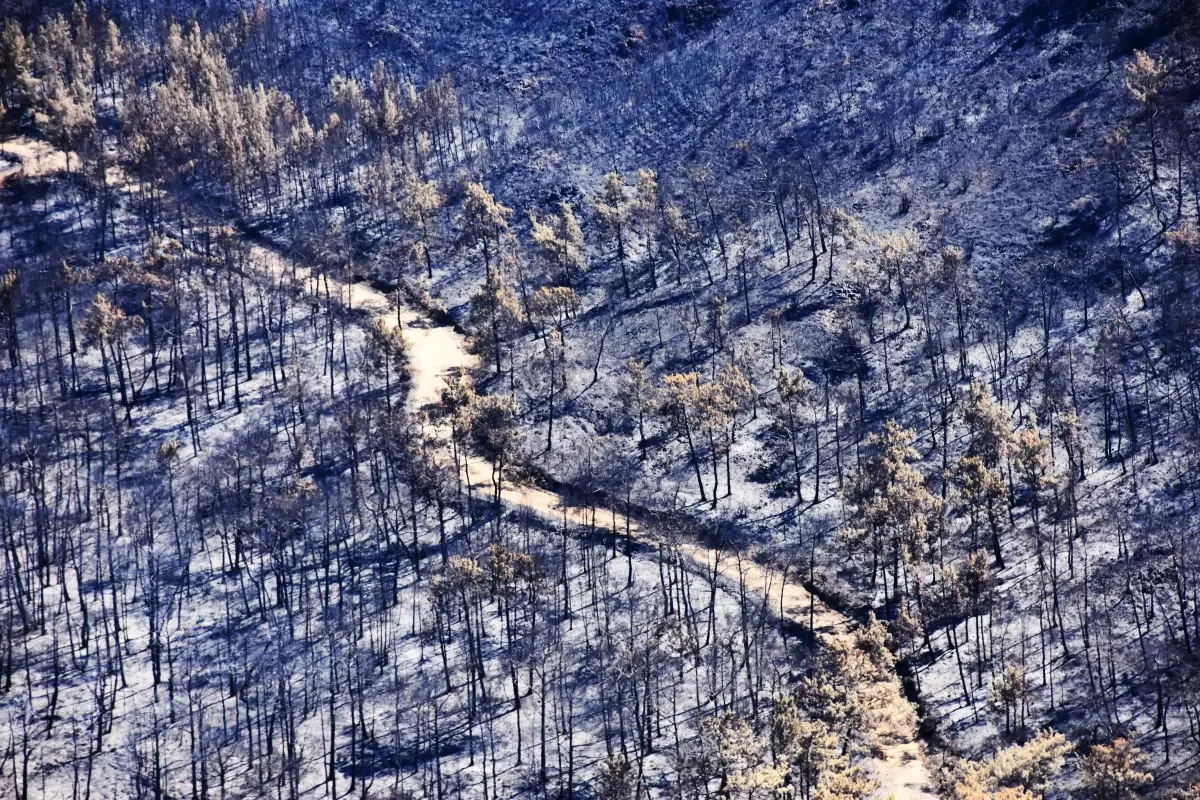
[343,734,467,780]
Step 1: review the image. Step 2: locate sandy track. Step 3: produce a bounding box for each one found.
[260,248,939,800]
[0,136,71,184]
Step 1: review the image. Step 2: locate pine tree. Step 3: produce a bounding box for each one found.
[619,358,655,453]
[530,202,588,288]
[467,393,520,507]
[953,729,1072,800]
[1081,738,1152,800]
[0,20,30,108]
[844,420,943,610]
[1124,50,1168,182]
[659,373,709,502]
[767,366,815,505]
[634,168,659,288]
[951,455,1008,567]
[963,378,1011,468]
[82,293,142,421]
[363,319,407,409]
[533,330,567,453]
[769,695,874,800]
[595,170,631,296]
[528,285,579,346]
[988,665,1031,737]
[469,271,521,376]
[399,166,445,278]
[456,182,512,279]
[877,231,914,330]
[700,712,786,799]
[1012,417,1056,563]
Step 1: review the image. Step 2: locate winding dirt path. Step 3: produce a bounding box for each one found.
[1,135,939,800]
[251,247,938,800]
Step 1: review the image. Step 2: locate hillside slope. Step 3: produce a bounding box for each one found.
[4,0,1200,797]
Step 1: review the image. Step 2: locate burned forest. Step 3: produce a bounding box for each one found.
[3,1,1200,799]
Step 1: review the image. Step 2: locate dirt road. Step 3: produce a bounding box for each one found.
[251,243,939,800]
